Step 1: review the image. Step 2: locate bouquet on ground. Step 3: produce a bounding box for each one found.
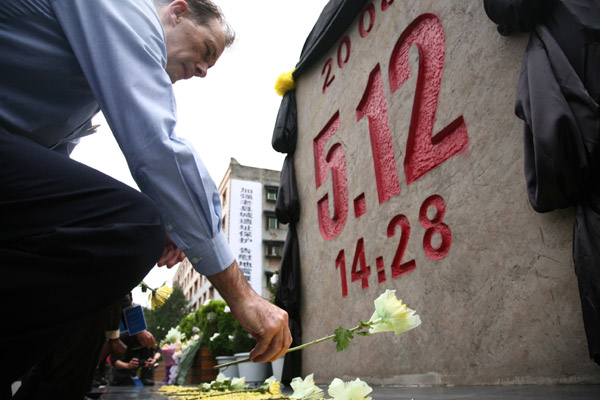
[159,373,376,400]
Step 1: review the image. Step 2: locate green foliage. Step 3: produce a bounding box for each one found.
[175,299,256,355]
[333,326,354,352]
[332,320,372,352]
[208,311,236,356]
[217,310,236,334]
[197,300,227,347]
[177,309,201,340]
[208,331,233,356]
[144,285,189,343]
[177,300,229,347]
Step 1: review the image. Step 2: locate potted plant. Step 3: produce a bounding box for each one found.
[176,300,229,383]
[208,309,238,378]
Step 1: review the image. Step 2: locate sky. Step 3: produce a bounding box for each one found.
[70,0,329,307]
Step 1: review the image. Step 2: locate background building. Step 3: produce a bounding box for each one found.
[174,158,286,311]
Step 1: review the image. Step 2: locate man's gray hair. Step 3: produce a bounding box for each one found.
[154,0,235,47]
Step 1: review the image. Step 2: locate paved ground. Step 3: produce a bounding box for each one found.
[95,384,600,400]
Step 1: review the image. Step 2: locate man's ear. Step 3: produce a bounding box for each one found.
[166,0,189,26]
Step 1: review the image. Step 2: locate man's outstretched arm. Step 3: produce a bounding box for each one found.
[207,261,292,363]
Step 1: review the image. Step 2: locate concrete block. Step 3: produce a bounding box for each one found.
[292,0,600,385]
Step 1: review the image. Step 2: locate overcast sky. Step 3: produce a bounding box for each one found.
[70,0,329,307]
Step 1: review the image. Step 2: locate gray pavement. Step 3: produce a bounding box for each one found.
[96,384,600,400]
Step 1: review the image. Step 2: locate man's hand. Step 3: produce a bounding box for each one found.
[136,330,156,348]
[231,294,291,363]
[207,261,292,363]
[158,233,186,268]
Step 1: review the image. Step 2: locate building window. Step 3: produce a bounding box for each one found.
[265,186,278,202]
[265,243,282,258]
[267,215,279,230]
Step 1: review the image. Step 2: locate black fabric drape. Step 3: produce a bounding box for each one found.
[276,155,300,225]
[574,192,600,364]
[486,0,600,364]
[483,0,550,35]
[515,23,598,212]
[275,228,301,384]
[274,154,301,383]
[272,90,297,155]
[293,0,370,78]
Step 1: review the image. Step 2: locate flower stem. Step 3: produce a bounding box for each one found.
[213,319,381,369]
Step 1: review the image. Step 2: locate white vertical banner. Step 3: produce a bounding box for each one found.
[229,179,263,296]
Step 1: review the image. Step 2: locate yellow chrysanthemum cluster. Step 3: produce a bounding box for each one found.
[150,285,174,310]
[274,68,296,96]
[268,381,281,395]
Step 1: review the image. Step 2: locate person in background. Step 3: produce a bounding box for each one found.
[110,333,161,387]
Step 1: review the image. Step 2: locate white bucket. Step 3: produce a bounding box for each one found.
[215,355,239,379]
[234,352,272,386]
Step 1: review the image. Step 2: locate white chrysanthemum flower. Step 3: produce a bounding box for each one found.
[290,373,324,400]
[231,377,246,389]
[215,373,227,383]
[368,289,421,335]
[328,378,372,400]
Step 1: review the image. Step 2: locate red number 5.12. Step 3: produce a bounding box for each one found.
[313,13,468,242]
[313,112,349,240]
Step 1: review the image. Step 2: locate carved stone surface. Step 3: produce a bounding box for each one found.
[292,0,600,385]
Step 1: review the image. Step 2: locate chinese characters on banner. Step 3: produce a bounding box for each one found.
[229,179,263,296]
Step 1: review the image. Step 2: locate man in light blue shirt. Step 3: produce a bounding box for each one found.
[0,0,291,392]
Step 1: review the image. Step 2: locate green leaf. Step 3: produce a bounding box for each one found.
[333,326,354,352]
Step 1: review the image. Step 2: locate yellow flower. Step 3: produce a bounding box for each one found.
[150,285,173,310]
[290,373,323,400]
[268,381,281,395]
[328,378,372,400]
[274,68,296,96]
[368,289,421,335]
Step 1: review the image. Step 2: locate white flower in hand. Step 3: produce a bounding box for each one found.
[328,378,372,400]
[368,289,421,335]
[290,373,324,400]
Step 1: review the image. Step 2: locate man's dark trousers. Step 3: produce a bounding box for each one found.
[0,127,166,395]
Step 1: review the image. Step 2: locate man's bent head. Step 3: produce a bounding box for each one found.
[155,0,235,83]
